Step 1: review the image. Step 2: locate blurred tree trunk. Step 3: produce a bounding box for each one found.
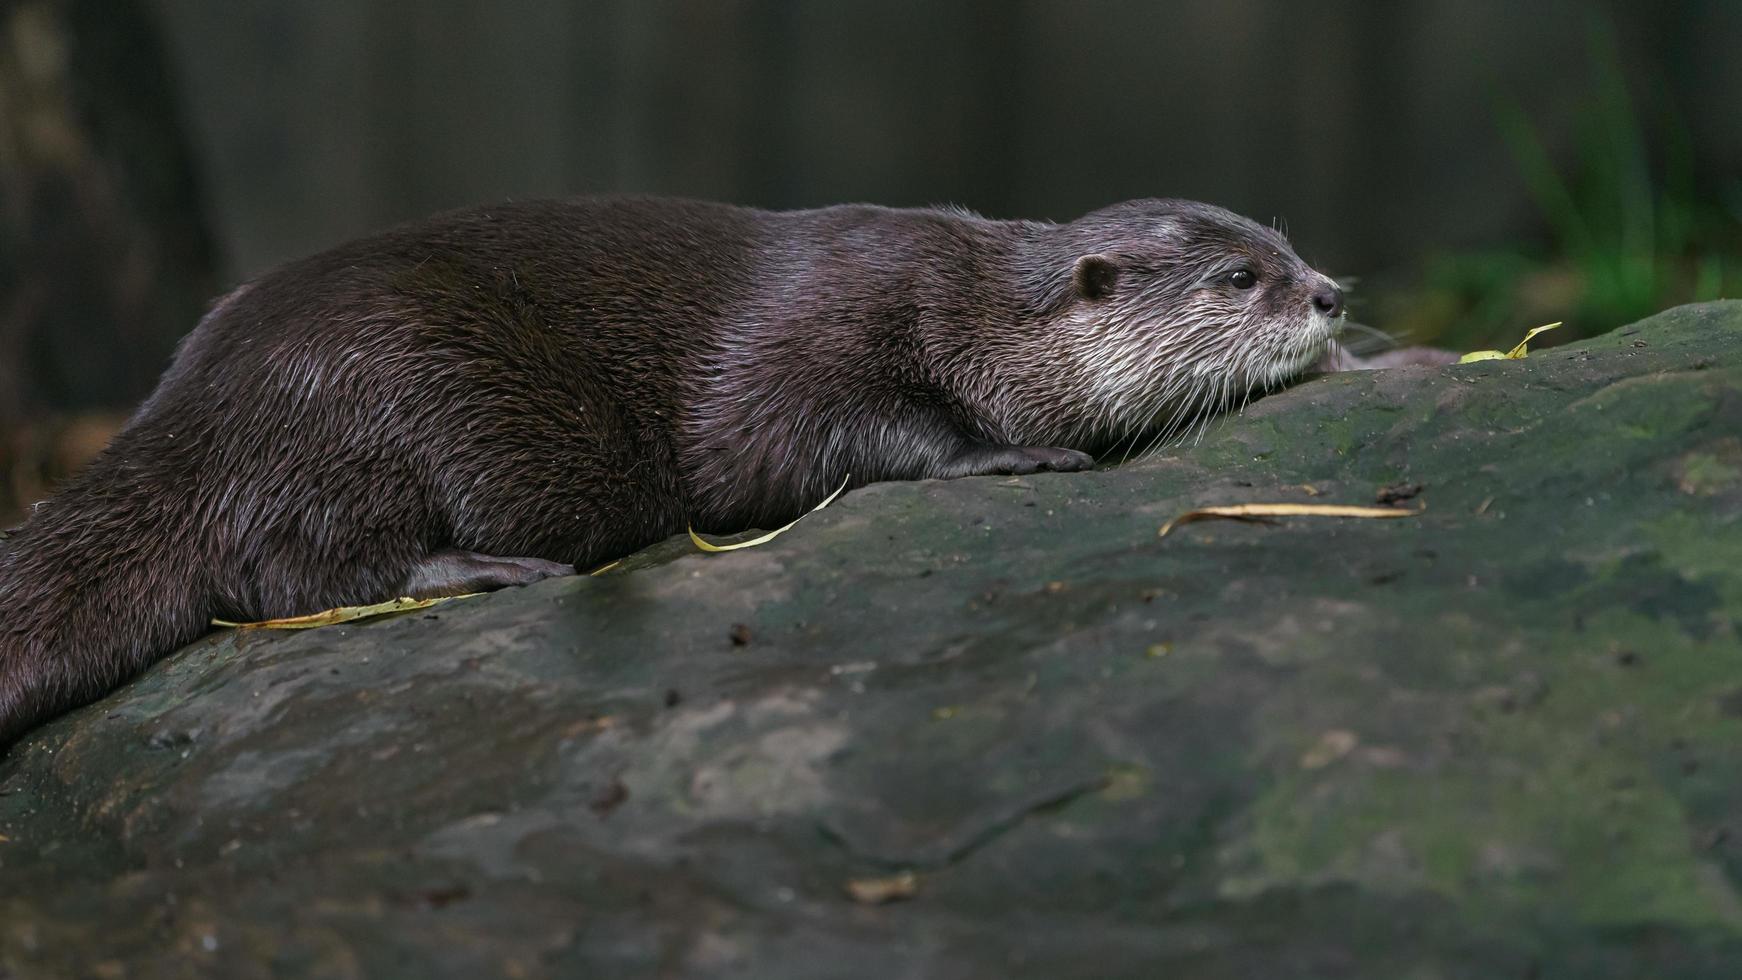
[0,0,217,522]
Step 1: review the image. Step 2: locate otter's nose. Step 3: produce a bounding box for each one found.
[1311,284,1344,318]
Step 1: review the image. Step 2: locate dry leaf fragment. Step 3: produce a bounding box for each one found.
[212,594,475,630]
[1301,730,1360,769]
[560,715,618,739]
[689,476,849,553]
[1458,321,1564,363]
[845,871,919,904]
[1158,503,1421,537]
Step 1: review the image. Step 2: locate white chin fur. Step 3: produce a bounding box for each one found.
[1051,305,1340,450]
[1256,311,1340,386]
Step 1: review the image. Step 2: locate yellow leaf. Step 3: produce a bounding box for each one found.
[1506,321,1564,357]
[212,594,477,630]
[689,476,850,553]
[1159,502,1421,538]
[1459,321,1564,363]
[1458,350,1507,363]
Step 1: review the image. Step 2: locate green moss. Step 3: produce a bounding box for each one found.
[1679,451,1742,496]
[1642,509,1742,608]
[1227,574,1742,931]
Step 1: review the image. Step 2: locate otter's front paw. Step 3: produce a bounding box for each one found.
[944,445,1095,478]
[1319,344,1461,371]
[1005,447,1096,474]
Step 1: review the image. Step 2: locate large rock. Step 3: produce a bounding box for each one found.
[3,303,1740,978]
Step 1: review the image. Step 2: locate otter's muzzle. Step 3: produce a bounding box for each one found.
[1310,283,1344,319]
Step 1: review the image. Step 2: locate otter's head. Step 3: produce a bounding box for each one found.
[1005,199,1342,454]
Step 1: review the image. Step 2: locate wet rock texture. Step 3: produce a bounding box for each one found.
[4,303,1742,978]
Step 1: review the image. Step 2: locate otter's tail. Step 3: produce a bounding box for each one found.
[0,447,210,745]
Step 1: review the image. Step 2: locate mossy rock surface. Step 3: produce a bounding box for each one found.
[4,303,1742,979]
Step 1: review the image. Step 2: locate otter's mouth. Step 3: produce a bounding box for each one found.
[1264,309,1343,383]
[1308,307,1346,346]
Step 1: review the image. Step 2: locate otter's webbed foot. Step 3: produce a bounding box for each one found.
[402,549,576,599]
[940,445,1095,479]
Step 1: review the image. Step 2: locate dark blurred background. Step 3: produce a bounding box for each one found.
[3,0,1740,522]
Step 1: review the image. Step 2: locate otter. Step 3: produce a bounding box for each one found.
[0,196,1347,744]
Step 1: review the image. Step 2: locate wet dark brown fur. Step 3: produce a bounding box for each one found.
[0,196,1346,745]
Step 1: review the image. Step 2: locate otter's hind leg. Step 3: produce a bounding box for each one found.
[401,550,575,599]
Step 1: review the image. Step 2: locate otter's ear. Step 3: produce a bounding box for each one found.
[1072,254,1119,300]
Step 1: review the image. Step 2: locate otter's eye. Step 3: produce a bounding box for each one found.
[1229,268,1257,290]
